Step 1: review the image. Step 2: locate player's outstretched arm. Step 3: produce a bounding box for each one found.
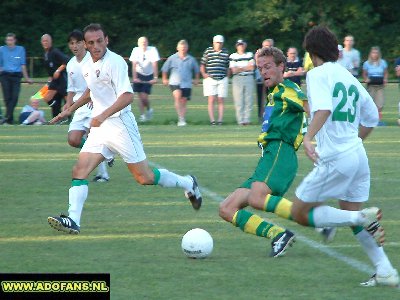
[91,92,133,127]
[49,88,91,124]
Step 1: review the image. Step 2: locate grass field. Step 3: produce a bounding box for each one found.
[0,83,399,299]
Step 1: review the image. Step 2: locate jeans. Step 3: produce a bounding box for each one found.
[0,72,22,124]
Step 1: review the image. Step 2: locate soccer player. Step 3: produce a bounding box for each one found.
[65,29,110,182]
[47,23,202,234]
[291,25,398,287]
[219,46,307,257]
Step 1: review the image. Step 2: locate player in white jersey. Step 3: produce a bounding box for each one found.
[47,23,202,235]
[65,30,110,182]
[290,26,398,287]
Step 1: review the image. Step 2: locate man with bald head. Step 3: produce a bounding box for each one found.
[129,36,160,122]
[40,33,69,117]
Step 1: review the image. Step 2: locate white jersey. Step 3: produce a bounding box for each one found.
[81,49,133,118]
[67,51,90,102]
[129,46,160,76]
[306,62,378,161]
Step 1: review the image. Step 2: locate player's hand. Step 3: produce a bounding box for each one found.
[149,78,157,84]
[90,115,105,127]
[133,78,141,83]
[49,110,71,124]
[303,138,319,162]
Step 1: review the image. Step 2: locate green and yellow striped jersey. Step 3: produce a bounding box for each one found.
[261,79,307,150]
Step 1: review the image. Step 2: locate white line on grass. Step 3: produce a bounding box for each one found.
[150,162,374,275]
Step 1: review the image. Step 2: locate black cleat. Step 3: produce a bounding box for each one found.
[270,230,295,257]
[48,214,80,234]
[185,175,202,210]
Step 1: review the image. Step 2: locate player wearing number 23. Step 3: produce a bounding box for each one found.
[291,26,398,287]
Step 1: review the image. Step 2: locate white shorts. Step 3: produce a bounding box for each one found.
[68,105,92,132]
[295,146,370,203]
[81,111,146,164]
[203,77,228,97]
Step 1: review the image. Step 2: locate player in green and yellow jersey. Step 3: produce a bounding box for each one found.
[219,46,308,257]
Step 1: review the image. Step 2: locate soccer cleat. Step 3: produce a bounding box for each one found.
[107,158,115,167]
[320,227,337,244]
[361,207,385,246]
[270,230,295,257]
[146,108,154,120]
[184,175,202,210]
[360,270,399,287]
[93,175,109,182]
[139,114,147,122]
[48,214,80,234]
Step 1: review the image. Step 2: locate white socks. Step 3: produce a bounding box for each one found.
[355,229,395,276]
[96,161,109,179]
[312,206,362,227]
[157,169,192,190]
[68,185,88,226]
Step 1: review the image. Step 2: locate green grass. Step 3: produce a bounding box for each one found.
[0,83,399,299]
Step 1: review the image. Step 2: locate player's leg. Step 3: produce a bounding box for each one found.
[339,201,399,287]
[144,81,154,120]
[292,147,383,243]
[127,160,202,209]
[219,188,295,257]
[68,130,86,148]
[207,95,216,124]
[118,111,201,209]
[48,152,104,233]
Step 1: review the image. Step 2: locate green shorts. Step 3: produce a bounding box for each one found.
[240,140,298,196]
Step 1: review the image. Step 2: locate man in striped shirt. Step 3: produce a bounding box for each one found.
[200,35,229,125]
[229,39,255,125]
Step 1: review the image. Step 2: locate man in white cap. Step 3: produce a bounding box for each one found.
[200,35,229,125]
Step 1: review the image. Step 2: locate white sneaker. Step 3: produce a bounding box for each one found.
[177,119,187,126]
[319,227,337,243]
[146,108,154,120]
[139,114,147,122]
[360,270,399,287]
[361,207,385,246]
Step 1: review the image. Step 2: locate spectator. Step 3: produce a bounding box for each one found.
[129,36,160,122]
[229,39,255,125]
[283,47,304,86]
[395,57,400,126]
[255,38,274,123]
[200,35,229,125]
[161,39,200,126]
[342,35,361,77]
[40,34,69,118]
[362,46,388,126]
[19,97,46,125]
[0,33,33,125]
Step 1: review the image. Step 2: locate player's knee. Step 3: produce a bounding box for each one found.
[219,200,235,222]
[68,137,81,148]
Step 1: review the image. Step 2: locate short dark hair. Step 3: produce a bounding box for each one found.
[67,30,84,42]
[83,23,107,39]
[257,46,287,69]
[303,25,338,62]
[6,33,16,39]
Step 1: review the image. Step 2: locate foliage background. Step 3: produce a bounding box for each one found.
[0,0,399,71]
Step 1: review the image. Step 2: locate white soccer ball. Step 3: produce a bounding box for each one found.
[181,228,213,259]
